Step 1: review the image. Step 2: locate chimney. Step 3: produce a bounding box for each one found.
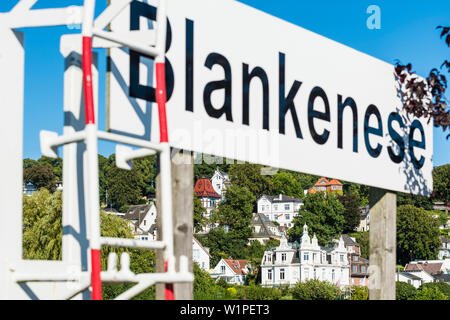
[279,194,282,200]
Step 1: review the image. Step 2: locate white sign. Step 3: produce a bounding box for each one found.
[108,0,433,195]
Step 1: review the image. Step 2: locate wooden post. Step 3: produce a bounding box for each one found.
[368,187,396,300]
[171,150,194,299]
[155,150,193,300]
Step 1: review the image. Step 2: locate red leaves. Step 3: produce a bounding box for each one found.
[394,26,449,138]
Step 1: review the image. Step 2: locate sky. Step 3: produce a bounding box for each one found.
[1,0,449,166]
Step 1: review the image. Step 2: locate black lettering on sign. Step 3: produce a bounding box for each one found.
[337,95,358,152]
[203,52,233,121]
[387,112,405,164]
[278,52,302,139]
[129,0,174,102]
[242,63,270,130]
[409,119,426,169]
[308,86,330,145]
[363,104,383,158]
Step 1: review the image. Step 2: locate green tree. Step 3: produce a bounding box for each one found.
[271,170,304,199]
[397,193,433,210]
[215,184,256,238]
[338,194,361,233]
[397,205,441,265]
[134,155,157,198]
[419,282,450,300]
[193,194,207,233]
[433,164,450,204]
[414,286,448,300]
[105,155,143,211]
[37,156,63,180]
[23,158,38,170]
[23,189,63,260]
[288,192,345,246]
[396,282,417,300]
[290,279,341,300]
[228,163,272,199]
[194,154,231,179]
[23,165,57,193]
[343,182,369,207]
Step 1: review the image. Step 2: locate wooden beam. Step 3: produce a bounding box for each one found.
[368,187,396,300]
[155,150,193,300]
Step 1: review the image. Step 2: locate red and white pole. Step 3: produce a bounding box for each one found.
[82,0,102,300]
[154,0,174,300]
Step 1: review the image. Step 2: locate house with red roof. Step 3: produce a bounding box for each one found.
[211,257,249,285]
[194,177,222,233]
[308,177,343,195]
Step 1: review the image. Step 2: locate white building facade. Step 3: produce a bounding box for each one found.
[261,224,350,288]
[257,194,303,228]
[193,237,211,271]
[211,169,230,200]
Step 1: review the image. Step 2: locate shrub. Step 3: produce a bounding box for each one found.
[415,286,448,300]
[350,286,368,300]
[291,280,341,300]
[235,285,282,300]
[396,282,417,300]
[419,282,450,299]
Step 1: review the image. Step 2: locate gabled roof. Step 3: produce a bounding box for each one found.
[251,213,281,238]
[405,262,443,275]
[124,204,153,221]
[328,179,343,186]
[194,178,221,198]
[260,194,303,203]
[314,177,330,186]
[223,258,248,275]
[342,234,358,247]
[193,236,212,258]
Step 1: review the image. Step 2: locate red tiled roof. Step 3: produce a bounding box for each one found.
[405,262,443,275]
[329,179,343,185]
[194,178,221,198]
[314,177,330,186]
[223,259,248,275]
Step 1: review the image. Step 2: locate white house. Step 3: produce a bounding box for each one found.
[211,258,249,285]
[211,169,230,199]
[439,237,450,260]
[261,224,350,288]
[257,194,303,228]
[123,203,157,240]
[193,237,211,272]
[356,205,370,232]
[396,272,424,288]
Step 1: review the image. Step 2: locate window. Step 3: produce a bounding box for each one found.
[261,206,264,212]
[268,270,272,280]
[280,269,285,280]
[221,266,226,274]
[332,269,335,281]
[313,253,317,262]
[340,254,344,262]
[353,256,358,262]
[353,266,358,273]
[193,249,199,259]
[321,187,325,191]
[274,205,278,210]
[284,204,290,210]
[143,220,146,226]
[315,186,319,190]
[303,253,309,261]
[361,266,366,273]
[281,253,286,262]
[285,214,290,220]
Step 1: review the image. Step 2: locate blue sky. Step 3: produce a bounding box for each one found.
[2,0,449,166]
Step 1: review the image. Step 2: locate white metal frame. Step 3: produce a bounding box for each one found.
[0,0,193,300]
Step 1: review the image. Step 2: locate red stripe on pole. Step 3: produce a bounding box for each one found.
[91,249,102,300]
[82,36,96,125]
[164,260,174,300]
[155,62,168,143]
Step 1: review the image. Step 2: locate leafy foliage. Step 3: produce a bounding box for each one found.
[228,163,273,200]
[394,26,449,139]
[349,285,368,300]
[415,285,448,300]
[432,164,450,202]
[396,282,417,300]
[290,279,341,300]
[271,170,304,199]
[396,205,441,265]
[288,192,345,246]
[419,282,450,299]
[338,194,361,233]
[23,165,57,192]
